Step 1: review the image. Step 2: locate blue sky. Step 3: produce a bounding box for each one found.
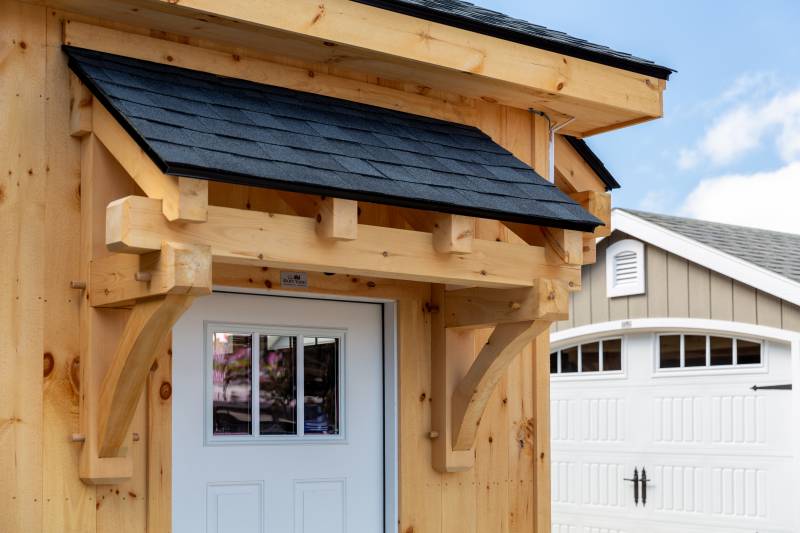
[482,0,800,232]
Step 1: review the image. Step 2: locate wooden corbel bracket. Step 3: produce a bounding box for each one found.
[431,279,568,472]
[80,241,211,484]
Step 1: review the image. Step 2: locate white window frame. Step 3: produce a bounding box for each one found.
[606,238,646,298]
[204,321,348,445]
[550,337,626,380]
[654,332,765,375]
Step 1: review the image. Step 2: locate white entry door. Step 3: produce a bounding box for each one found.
[551,330,794,533]
[172,292,385,533]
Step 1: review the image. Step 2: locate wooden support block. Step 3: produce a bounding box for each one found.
[432,214,474,254]
[96,293,196,458]
[451,319,550,451]
[92,100,208,223]
[582,233,597,265]
[91,241,212,307]
[542,227,583,265]
[106,195,582,289]
[316,196,357,240]
[569,190,611,237]
[69,73,92,137]
[430,285,476,473]
[445,280,569,329]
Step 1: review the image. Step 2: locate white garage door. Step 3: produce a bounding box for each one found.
[551,330,794,533]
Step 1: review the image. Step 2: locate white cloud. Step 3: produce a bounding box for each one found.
[638,189,671,212]
[678,77,800,169]
[680,161,800,234]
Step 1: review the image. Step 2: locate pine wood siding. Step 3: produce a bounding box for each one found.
[555,232,800,333]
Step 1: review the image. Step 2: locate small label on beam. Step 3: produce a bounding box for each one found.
[280,271,308,289]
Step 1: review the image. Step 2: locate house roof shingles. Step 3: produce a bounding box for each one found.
[620,209,800,284]
[65,46,601,231]
[352,0,674,79]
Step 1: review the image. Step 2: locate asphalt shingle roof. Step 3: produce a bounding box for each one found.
[65,46,601,231]
[352,0,674,79]
[621,209,800,284]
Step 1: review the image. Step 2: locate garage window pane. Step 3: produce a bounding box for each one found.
[737,339,761,365]
[212,333,253,436]
[602,339,622,371]
[550,352,558,374]
[684,335,707,367]
[659,335,681,368]
[560,346,578,373]
[581,342,600,372]
[710,336,733,366]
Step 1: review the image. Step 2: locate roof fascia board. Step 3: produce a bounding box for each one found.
[612,209,800,308]
[141,0,664,120]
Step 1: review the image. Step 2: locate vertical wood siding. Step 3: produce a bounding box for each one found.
[554,233,800,333]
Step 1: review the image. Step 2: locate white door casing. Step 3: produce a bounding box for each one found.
[172,291,394,533]
[550,318,800,533]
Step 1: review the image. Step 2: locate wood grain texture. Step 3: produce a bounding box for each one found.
[0,4,46,532]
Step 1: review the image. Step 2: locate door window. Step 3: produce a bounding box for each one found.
[657,333,762,371]
[550,337,624,375]
[208,325,344,443]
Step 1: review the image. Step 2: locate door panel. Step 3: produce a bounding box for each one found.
[173,293,384,533]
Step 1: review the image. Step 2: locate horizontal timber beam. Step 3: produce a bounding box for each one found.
[91,100,208,223]
[445,279,569,329]
[140,0,664,122]
[106,195,582,288]
[91,241,212,307]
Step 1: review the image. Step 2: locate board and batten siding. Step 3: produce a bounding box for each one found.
[554,232,800,333]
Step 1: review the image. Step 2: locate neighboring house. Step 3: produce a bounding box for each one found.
[551,208,800,533]
[0,1,672,533]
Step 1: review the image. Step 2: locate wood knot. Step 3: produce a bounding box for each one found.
[424,302,440,313]
[509,301,521,310]
[419,392,426,402]
[316,213,322,223]
[366,281,376,288]
[68,357,80,395]
[43,352,54,378]
[159,381,172,400]
[264,279,272,288]
[548,291,556,300]
[19,41,27,50]
[323,41,336,47]
[382,251,389,257]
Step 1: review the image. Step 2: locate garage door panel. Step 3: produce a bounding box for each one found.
[552,331,795,532]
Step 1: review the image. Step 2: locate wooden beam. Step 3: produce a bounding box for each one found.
[532,331,552,533]
[63,21,477,126]
[445,279,569,329]
[69,73,92,137]
[91,100,208,223]
[316,197,357,241]
[91,241,212,307]
[432,214,474,254]
[451,319,550,451]
[541,228,583,265]
[106,195,582,289]
[97,293,196,458]
[554,135,608,194]
[581,233,597,265]
[569,190,611,238]
[141,0,664,121]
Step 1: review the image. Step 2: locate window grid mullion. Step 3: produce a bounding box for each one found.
[251,332,259,437]
[297,336,305,437]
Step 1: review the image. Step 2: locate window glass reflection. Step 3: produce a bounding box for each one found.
[737,339,761,365]
[304,337,340,435]
[560,346,578,373]
[710,336,733,366]
[212,333,252,435]
[581,342,600,372]
[602,339,622,371]
[684,335,706,367]
[259,335,297,435]
[659,335,681,368]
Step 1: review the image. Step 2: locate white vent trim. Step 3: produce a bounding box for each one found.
[606,239,645,297]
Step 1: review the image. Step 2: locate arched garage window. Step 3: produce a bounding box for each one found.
[550,337,623,375]
[657,333,762,370]
[606,239,645,297]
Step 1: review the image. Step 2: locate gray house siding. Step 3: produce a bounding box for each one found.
[555,231,800,333]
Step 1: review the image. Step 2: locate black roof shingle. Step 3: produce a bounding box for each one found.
[352,0,674,79]
[65,46,601,231]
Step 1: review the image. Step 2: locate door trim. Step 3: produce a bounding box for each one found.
[203,286,398,533]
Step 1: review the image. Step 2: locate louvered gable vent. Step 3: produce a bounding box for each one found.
[606,239,645,297]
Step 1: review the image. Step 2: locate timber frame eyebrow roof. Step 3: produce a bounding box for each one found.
[352,0,674,79]
[612,209,800,307]
[65,46,601,231]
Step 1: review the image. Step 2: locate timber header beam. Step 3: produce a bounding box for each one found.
[106,195,582,289]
